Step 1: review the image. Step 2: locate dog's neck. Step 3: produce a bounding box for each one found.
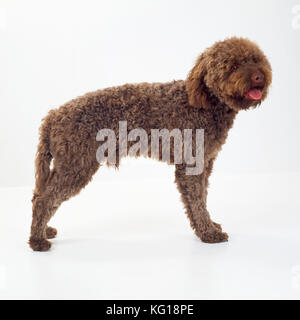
[210,99,239,137]
[209,93,238,117]
[206,89,236,113]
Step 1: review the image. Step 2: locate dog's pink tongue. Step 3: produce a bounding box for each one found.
[245,89,262,100]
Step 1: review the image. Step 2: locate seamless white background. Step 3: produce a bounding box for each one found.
[0,0,300,300]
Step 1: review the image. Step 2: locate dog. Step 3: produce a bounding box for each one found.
[29,37,272,251]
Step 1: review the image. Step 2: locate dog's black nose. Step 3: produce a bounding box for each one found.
[251,71,265,87]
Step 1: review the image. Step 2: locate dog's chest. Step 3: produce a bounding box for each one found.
[204,106,237,155]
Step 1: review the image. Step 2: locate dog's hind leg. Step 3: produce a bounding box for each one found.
[29,157,99,251]
[30,188,58,251]
[45,226,57,239]
[175,161,228,243]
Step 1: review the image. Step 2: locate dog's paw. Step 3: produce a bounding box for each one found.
[198,229,228,243]
[29,237,52,251]
[212,222,222,231]
[46,226,57,239]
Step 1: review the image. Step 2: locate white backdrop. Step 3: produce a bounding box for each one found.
[0,0,299,187]
[1,0,300,300]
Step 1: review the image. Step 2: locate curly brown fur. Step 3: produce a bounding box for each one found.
[46,226,57,239]
[29,37,272,251]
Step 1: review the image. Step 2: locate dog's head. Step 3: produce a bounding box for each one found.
[186,37,272,111]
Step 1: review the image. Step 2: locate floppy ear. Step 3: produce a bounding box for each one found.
[186,53,212,109]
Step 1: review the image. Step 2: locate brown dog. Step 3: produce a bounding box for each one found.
[29,37,272,251]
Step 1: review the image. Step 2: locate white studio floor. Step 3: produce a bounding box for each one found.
[0,162,300,300]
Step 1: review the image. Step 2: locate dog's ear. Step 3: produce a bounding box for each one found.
[186,53,212,109]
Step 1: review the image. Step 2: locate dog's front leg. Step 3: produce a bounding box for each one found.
[175,163,228,243]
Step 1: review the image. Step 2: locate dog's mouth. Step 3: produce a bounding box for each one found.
[228,86,265,110]
[243,87,263,100]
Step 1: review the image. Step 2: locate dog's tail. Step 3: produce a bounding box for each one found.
[34,119,52,197]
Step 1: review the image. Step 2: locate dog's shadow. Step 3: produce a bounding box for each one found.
[48,232,229,263]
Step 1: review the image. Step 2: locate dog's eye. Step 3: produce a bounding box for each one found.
[231,64,239,72]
